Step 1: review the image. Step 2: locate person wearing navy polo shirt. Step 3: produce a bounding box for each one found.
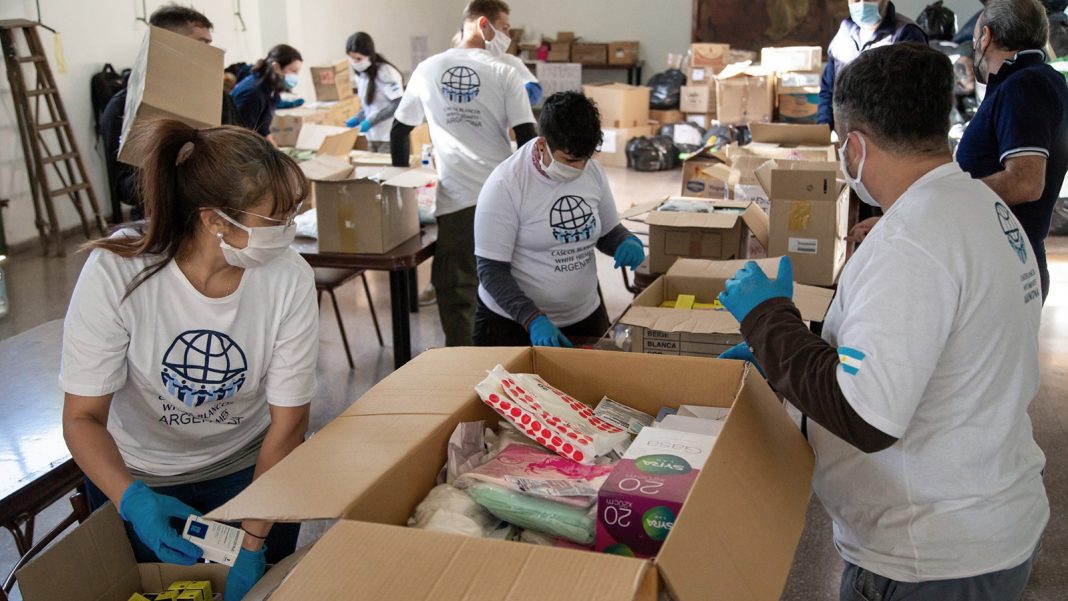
[957,0,1068,302]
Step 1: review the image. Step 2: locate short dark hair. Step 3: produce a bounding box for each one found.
[149,3,213,32]
[980,0,1050,51]
[463,0,510,22]
[539,92,603,159]
[833,43,954,156]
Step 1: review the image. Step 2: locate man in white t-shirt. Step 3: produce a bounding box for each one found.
[391,0,536,347]
[474,91,644,347]
[719,44,1047,600]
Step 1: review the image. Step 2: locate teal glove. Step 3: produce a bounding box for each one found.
[719,341,766,377]
[613,236,645,270]
[358,119,372,133]
[119,481,203,565]
[344,114,362,128]
[225,546,267,601]
[717,257,793,324]
[529,315,573,348]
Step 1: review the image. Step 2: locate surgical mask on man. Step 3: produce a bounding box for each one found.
[839,134,881,208]
[849,1,882,28]
[972,31,989,85]
[349,57,371,72]
[283,73,299,90]
[214,209,297,268]
[486,25,512,58]
[541,141,585,182]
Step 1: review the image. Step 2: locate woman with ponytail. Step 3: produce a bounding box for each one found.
[61,120,316,600]
[343,32,405,153]
[231,44,303,145]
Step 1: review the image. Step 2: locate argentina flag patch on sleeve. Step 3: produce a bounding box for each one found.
[838,346,866,376]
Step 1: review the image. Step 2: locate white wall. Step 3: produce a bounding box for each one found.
[0,0,266,248]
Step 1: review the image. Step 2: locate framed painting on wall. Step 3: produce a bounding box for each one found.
[693,0,849,50]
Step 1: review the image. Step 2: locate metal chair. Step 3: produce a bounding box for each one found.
[314,268,383,369]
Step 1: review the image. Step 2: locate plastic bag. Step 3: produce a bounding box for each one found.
[625,136,679,172]
[439,421,487,484]
[294,208,317,239]
[917,1,956,42]
[465,482,596,544]
[408,484,500,538]
[647,69,687,110]
[454,443,614,508]
[659,122,706,154]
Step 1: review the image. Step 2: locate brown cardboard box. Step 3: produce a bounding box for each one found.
[714,63,774,126]
[294,123,361,155]
[777,70,822,91]
[760,46,823,72]
[755,159,849,286]
[311,60,354,101]
[650,109,686,125]
[596,123,657,168]
[314,166,433,254]
[690,43,730,70]
[608,41,640,65]
[681,149,730,198]
[685,113,717,130]
[319,96,362,126]
[546,33,575,62]
[622,197,770,273]
[684,65,718,86]
[620,258,833,357]
[270,108,328,148]
[571,42,608,65]
[16,504,231,601]
[699,155,775,213]
[118,26,223,166]
[777,93,820,124]
[207,346,815,601]
[583,83,651,129]
[729,122,837,163]
[679,85,715,114]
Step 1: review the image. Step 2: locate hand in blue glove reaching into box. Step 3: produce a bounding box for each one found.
[613,236,645,271]
[529,315,573,348]
[719,341,766,377]
[225,546,267,601]
[717,256,794,324]
[344,110,367,129]
[119,481,203,565]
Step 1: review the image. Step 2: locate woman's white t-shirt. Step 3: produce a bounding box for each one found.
[60,239,319,482]
[353,63,405,143]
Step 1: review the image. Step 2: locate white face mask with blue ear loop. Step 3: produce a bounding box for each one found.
[839,134,881,208]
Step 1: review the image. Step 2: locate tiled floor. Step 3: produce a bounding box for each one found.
[1,166,1065,600]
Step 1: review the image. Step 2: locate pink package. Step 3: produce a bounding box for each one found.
[454,443,614,507]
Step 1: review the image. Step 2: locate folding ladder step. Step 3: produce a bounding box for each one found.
[34,121,68,131]
[16,55,46,63]
[50,182,91,197]
[26,88,57,97]
[42,152,79,165]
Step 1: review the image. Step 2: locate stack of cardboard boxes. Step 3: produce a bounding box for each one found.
[761,47,824,124]
[584,82,656,168]
[680,43,728,129]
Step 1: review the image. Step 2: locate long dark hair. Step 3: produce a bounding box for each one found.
[345,32,401,106]
[251,44,303,93]
[87,120,309,300]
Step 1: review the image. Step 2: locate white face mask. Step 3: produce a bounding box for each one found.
[214,209,297,269]
[349,57,371,72]
[839,134,881,208]
[542,142,585,182]
[486,24,511,58]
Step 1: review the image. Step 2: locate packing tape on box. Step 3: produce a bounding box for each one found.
[788,200,812,232]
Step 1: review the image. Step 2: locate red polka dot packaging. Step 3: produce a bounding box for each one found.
[475,365,632,465]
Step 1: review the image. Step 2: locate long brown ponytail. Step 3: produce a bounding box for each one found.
[88,119,309,299]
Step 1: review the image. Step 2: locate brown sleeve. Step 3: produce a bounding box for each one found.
[740,298,898,453]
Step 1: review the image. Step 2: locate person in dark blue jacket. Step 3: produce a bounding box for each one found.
[231,44,303,145]
[818,1,928,128]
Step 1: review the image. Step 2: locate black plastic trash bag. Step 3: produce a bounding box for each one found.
[658,122,706,154]
[918,1,957,42]
[647,69,687,110]
[626,136,680,171]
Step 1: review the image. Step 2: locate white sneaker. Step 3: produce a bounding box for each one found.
[419,283,436,306]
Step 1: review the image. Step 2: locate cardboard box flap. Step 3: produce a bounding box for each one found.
[620,199,665,221]
[622,304,743,335]
[741,202,769,248]
[17,503,141,601]
[296,123,351,151]
[299,155,353,181]
[656,372,814,601]
[715,61,753,79]
[382,167,438,189]
[269,521,652,601]
[645,209,741,230]
[349,150,395,166]
[317,130,360,157]
[749,122,831,146]
[754,159,843,201]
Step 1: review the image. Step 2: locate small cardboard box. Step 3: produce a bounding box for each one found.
[729,122,837,163]
[714,63,774,126]
[681,149,730,198]
[760,46,823,73]
[684,65,717,86]
[314,166,434,254]
[546,33,575,62]
[679,85,716,114]
[755,160,850,286]
[119,26,223,166]
[777,93,820,124]
[207,346,816,601]
[622,197,770,273]
[690,43,730,70]
[583,83,652,129]
[270,107,328,148]
[609,41,641,65]
[650,109,685,126]
[311,60,354,102]
[572,42,608,65]
[16,504,230,601]
[597,123,658,168]
[619,258,833,357]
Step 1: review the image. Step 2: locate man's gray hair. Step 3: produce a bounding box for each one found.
[981,0,1050,51]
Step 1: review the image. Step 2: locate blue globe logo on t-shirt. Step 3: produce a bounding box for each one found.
[995,202,1028,264]
[160,330,248,408]
[550,195,596,244]
[441,66,481,103]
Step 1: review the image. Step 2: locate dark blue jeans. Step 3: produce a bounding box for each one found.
[85,465,299,565]
[840,552,1036,601]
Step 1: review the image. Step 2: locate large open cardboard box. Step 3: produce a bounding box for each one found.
[620,258,833,357]
[714,63,774,127]
[206,347,815,601]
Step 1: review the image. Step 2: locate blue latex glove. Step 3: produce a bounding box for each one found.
[717,256,794,324]
[719,341,766,377]
[613,236,645,270]
[225,546,267,601]
[345,115,361,128]
[529,315,573,348]
[276,97,304,109]
[358,119,372,133]
[524,81,543,106]
[119,481,203,565]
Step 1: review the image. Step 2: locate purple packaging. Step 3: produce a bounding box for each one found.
[596,426,718,558]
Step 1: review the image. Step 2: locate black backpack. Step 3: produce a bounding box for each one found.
[90,64,129,136]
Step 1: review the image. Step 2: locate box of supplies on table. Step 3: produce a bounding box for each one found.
[728,122,837,163]
[617,258,833,358]
[310,60,354,102]
[206,346,815,601]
